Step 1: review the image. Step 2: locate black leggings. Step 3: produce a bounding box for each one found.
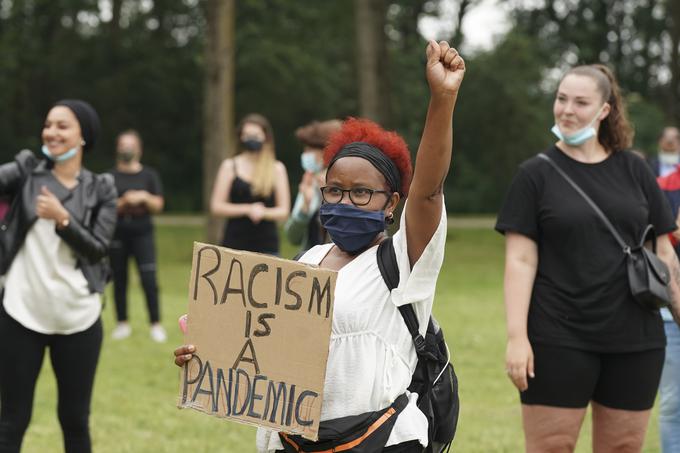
[0,307,102,453]
[110,230,160,323]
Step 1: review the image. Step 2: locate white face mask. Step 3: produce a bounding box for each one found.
[551,103,607,146]
[659,152,680,166]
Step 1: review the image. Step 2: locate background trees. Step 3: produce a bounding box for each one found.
[0,0,678,213]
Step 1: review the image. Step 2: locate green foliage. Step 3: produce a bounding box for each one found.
[447,31,553,212]
[512,0,677,122]
[627,93,667,155]
[0,0,675,213]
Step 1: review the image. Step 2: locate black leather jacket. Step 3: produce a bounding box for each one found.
[0,150,117,293]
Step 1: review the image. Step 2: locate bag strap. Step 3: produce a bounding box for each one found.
[639,224,658,252]
[376,238,428,355]
[537,153,632,254]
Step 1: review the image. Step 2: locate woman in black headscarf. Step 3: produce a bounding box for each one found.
[0,99,117,453]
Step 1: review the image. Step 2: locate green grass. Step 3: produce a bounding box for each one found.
[20,225,661,452]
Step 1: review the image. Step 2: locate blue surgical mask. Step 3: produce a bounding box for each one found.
[301,153,323,173]
[551,104,606,146]
[41,145,79,162]
[319,203,386,254]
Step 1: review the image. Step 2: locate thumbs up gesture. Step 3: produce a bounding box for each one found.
[425,40,465,98]
[36,186,69,224]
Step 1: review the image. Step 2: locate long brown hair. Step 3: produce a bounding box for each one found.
[235,113,276,197]
[561,65,633,152]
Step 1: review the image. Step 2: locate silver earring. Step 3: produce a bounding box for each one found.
[81,139,86,146]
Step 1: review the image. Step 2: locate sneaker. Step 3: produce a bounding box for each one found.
[111,323,132,340]
[150,324,167,343]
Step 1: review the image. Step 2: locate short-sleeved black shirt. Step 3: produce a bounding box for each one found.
[496,146,676,352]
[109,166,163,235]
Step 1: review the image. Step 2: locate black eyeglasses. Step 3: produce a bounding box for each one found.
[320,186,390,206]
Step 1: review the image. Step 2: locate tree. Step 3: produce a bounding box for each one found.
[512,0,680,126]
[202,0,235,243]
[355,0,392,125]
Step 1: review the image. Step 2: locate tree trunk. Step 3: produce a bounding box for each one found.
[203,0,235,244]
[354,0,391,126]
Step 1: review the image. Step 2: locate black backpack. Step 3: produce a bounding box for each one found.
[377,237,459,453]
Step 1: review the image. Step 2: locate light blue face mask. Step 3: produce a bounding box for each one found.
[301,152,323,173]
[41,145,79,162]
[551,104,607,146]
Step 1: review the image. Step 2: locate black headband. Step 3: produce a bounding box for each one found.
[327,142,402,195]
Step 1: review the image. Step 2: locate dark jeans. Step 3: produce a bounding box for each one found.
[110,230,160,324]
[0,307,102,453]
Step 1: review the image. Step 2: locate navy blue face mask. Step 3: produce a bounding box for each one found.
[319,203,387,254]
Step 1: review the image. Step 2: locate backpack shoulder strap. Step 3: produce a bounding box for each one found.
[377,238,427,355]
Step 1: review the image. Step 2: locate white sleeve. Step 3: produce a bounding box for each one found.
[256,427,283,452]
[388,199,447,336]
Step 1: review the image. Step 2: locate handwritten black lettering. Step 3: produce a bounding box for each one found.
[233,338,260,374]
[220,258,246,307]
[247,374,266,419]
[274,267,282,305]
[192,360,216,410]
[215,367,233,415]
[263,380,288,424]
[193,246,221,304]
[244,310,252,338]
[295,390,319,427]
[248,263,268,308]
[232,368,251,416]
[309,276,332,319]
[284,271,307,310]
[285,384,297,427]
[254,313,275,337]
[181,355,203,404]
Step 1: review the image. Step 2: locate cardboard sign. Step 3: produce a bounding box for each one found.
[178,242,337,441]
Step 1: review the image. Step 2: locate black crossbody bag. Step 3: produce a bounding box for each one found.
[538,153,672,310]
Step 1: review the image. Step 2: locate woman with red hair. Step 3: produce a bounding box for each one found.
[175,40,464,452]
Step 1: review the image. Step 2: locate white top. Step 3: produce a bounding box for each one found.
[257,200,447,451]
[3,218,101,334]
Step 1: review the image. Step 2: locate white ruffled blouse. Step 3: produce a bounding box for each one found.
[257,200,447,451]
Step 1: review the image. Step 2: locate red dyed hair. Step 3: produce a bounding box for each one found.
[324,118,412,195]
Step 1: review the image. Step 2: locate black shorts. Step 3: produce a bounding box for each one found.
[520,343,665,411]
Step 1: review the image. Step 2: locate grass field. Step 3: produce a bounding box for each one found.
[20,223,662,452]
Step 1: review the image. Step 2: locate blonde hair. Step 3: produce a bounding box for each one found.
[236,114,276,197]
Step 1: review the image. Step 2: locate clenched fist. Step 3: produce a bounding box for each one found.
[425,40,465,98]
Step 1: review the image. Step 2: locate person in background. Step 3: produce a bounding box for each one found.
[108,130,166,343]
[649,126,680,177]
[656,149,680,452]
[210,114,290,256]
[284,119,342,255]
[497,66,680,453]
[0,99,117,453]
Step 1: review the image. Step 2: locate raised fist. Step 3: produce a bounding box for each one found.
[425,40,465,98]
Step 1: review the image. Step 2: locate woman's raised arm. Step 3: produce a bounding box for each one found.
[405,40,465,266]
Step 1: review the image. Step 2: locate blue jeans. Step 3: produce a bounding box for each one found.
[661,321,680,452]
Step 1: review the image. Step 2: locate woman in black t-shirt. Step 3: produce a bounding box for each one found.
[496,65,680,452]
[210,114,290,255]
[109,130,166,343]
